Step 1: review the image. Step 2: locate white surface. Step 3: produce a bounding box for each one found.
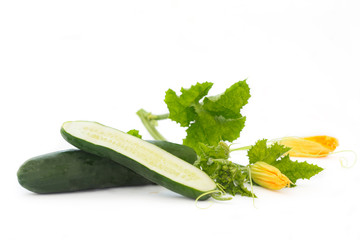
[1,1,359,240]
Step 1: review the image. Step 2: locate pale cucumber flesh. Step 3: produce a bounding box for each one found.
[62,121,216,193]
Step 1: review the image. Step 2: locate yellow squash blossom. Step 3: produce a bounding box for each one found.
[250,161,292,190]
[279,135,339,158]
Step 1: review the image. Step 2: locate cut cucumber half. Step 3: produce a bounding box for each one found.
[61,121,217,200]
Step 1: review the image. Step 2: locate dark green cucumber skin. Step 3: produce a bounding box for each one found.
[61,128,210,200]
[17,141,197,194]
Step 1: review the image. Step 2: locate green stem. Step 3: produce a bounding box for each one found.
[230,139,283,153]
[136,109,168,141]
[230,145,252,152]
[149,113,169,120]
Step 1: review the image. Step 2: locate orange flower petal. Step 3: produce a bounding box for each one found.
[279,136,339,158]
[250,161,292,190]
[303,136,339,151]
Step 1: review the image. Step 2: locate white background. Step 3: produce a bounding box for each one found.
[1,0,360,239]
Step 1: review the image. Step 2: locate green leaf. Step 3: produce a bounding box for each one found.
[165,80,250,154]
[184,113,246,152]
[203,80,250,119]
[126,129,142,139]
[164,82,213,127]
[247,139,291,164]
[198,142,230,160]
[272,155,324,185]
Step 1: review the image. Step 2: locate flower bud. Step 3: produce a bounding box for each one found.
[250,161,292,190]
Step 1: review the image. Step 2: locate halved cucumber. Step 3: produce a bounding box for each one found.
[61,121,217,200]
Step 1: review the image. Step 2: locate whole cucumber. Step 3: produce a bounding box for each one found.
[17,140,197,194]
